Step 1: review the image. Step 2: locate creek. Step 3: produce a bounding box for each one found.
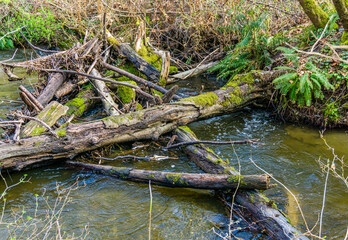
[0,50,347,239]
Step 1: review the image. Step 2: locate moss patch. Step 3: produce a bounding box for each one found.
[116,77,137,103]
[178,126,197,138]
[166,173,186,185]
[65,97,86,117]
[56,129,67,137]
[182,92,219,107]
[341,31,348,45]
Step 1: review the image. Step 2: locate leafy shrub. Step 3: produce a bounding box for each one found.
[273,47,334,107]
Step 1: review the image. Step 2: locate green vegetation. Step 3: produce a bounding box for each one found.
[273,47,334,107]
[210,14,285,80]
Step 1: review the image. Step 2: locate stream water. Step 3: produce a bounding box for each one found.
[0,50,347,239]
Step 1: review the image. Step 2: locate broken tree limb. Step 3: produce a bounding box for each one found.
[102,62,181,100]
[90,69,120,116]
[64,89,98,118]
[0,70,284,171]
[168,61,219,82]
[106,31,161,83]
[67,161,271,190]
[19,92,41,112]
[37,73,65,106]
[19,85,44,110]
[1,66,23,81]
[175,127,309,240]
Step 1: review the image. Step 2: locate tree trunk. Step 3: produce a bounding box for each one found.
[332,0,348,44]
[175,127,309,240]
[67,161,271,190]
[298,0,329,28]
[0,70,284,171]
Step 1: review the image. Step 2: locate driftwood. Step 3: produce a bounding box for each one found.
[67,161,271,190]
[169,61,218,82]
[1,66,23,81]
[37,73,65,106]
[175,127,308,240]
[0,70,284,171]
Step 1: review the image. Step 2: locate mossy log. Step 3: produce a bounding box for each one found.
[67,161,271,190]
[0,70,284,171]
[175,127,308,240]
[21,101,68,137]
[297,0,329,28]
[106,31,161,83]
[64,89,97,118]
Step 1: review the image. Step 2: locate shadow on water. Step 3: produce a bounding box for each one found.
[1,50,347,239]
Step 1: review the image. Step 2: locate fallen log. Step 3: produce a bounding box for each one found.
[106,31,161,83]
[67,161,271,190]
[0,70,284,171]
[175,126,309,240]
[37,73,65,106]
[55,81,77,99]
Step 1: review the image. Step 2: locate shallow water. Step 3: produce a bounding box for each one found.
[0,50,347,239]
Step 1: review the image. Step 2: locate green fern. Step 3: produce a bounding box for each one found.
[273,48,334,107]
[210,14,285,80]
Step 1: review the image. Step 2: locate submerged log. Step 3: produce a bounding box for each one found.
[175,127,308,240]
[67,161,271,190]
[0,70,284,171]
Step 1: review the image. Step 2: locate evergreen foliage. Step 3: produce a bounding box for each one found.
[273,47,334,107]
[209,14,284,80]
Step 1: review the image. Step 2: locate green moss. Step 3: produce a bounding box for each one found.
[56,129,66,137]
[148,174,155,178]
[227,175,244,183]
[65,97,86,117]
[116,78,137,103]
[224,71,256,89]
[178,126,197,137]
[341,31,348,45]
[166,173,184,184]
[300,0,329,28]
[169,66,178,74]
[136,103,143,110]
[137,44,162,71]
[30,126,46,136]
[152,89,164,97]
[182,92,219,107]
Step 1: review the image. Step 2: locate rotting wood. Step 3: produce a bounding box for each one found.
[21,101,68,137]
[64,88,97,118]
[175,127,309,240]
[37,73,65,106]
[67,161,272,190]
[161,85,178,103]
[0,70,284,171]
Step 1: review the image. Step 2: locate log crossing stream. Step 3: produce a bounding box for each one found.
[0,49,347,239]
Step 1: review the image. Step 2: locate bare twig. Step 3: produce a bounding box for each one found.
[0,26,25,42]
[285,43,348,64]
[96,155,177,161]
[0,49,18,63]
